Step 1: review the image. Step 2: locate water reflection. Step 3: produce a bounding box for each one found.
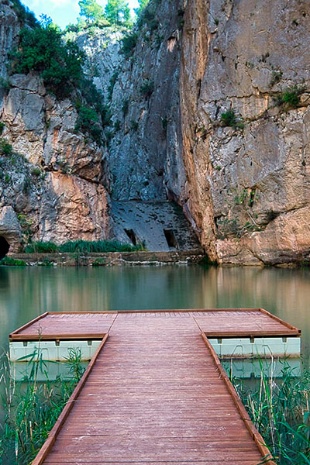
[0,265,309,364]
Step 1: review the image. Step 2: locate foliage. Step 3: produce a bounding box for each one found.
[220,109,244,129]
[24,241,59,253]
[140,79,154,98]
[0,349,84,464]
[10,23,85,99]
[134,0,149,17]
[0,256,26,266]
[22,240,144,254]
[232,363,310,464]
[276,86,304,109]
[0,138,13,155]
[105,0,131,26]
[58,239,144,253]
[78,0,104,23]
[121,31,139,57]
[11,0,38,28]
[75,104,102,145]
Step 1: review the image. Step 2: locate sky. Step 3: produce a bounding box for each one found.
[20,0,140,29]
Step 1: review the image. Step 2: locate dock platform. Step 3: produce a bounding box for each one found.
[9,309,301,465]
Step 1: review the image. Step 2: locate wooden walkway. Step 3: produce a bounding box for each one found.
[16,310,300,465]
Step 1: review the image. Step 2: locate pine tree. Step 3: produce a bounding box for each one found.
[105,0,131,25]
[78,0,104,23]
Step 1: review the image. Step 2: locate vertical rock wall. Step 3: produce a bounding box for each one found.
[181,0,310,265]
[0,0,111,247]
[106,0,186,202]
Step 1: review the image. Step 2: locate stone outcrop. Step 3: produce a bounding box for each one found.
[0,205,21,254]
[180,0,310,265]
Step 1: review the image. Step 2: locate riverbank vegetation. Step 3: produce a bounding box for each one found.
[231,362,310,464]
[24,239,144,254]
[0,349,84,465]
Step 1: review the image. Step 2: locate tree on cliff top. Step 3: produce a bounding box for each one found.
[9,19,85,99]
[78,0,104,23]
[105,0,131,26]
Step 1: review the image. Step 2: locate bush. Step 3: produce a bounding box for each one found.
[220,109,244,129]
[0,138,13,155]
[121,31,139,57]
[58,239,143,253]
[277,86,304,109]
[0,256,26,266]
[140,79,154,98]
[22,240,144,254]
[75,105,103,145]
[24,241,58,253]
[10,24,85,99]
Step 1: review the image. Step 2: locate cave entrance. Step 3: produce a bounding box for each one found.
[124,229,137,246]
[164,229,178,249]
[0,236,10,260]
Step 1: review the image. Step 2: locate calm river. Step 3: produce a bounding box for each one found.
[0,264,309,365]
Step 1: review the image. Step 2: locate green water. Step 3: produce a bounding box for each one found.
[0,265,309,364]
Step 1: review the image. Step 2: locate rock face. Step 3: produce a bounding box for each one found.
[0,0,309,264]
[0,1,111,248]
[81,1,186,202]
[180,0,310,265]
[0,205,21,254]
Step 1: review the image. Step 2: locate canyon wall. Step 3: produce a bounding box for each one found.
[181,0,310,265]
[0,0,111,247]
[0,0,309,264]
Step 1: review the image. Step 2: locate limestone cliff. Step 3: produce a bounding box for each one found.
[181,0,310,265]
[0,0,309,264]
[0,0,110,247]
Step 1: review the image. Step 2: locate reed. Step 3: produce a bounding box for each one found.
[0,348,84,465]
[231,360,310,464]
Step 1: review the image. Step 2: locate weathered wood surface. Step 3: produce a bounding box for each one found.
[9,312,117,340]
[32,311,278,465]
[10,308,300,341]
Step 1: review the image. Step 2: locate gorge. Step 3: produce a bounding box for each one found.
[0,0,309,265]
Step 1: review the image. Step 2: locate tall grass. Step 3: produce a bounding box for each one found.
[24,239,144,254]
[0,348,84,465]
[231,361,310,464]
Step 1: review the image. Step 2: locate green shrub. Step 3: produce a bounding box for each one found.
[22,240,144,254]
[24,241,58,253]
[58,239,143,253]
[220,109,244,129]
[277,86,304,109]
[0,256,26,266]
[10,24,85,99]
[0,138,13,155]
[121,31,139,57]
[75,105,103,145]
[140,79,154,98]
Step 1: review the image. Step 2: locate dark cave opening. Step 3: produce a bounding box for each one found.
[0,236,10,260]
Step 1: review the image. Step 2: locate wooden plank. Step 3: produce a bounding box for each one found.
[30,312,279,465]
[33,334,109,465]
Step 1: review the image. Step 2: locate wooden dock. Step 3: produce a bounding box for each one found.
[10,309,301,465]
